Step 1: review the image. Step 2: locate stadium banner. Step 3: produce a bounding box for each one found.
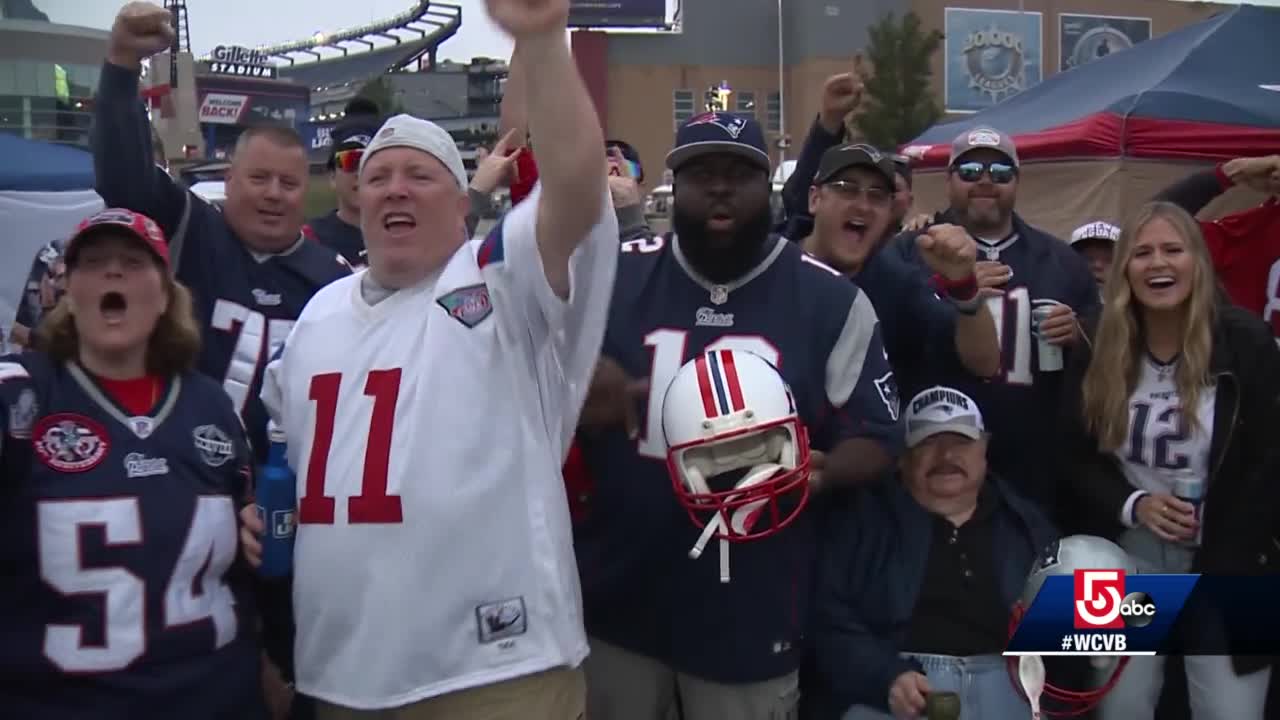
[568,0,666,28]
[943,8,1043,113]
[1059,14,1152,72]
[198,93,249,125]
[1007,572,1280,656]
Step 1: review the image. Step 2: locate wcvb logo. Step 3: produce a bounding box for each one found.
[1074,569,1157,630]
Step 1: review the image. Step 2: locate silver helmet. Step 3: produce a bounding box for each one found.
[1019,535,1137,609]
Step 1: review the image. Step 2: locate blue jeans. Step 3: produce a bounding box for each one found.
[841,653,1028,719]
[1094,528,1272,719]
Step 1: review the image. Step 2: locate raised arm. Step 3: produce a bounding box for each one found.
[485,0,609,300]
[94,2,190,236]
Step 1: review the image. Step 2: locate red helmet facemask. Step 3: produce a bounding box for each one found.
[662,349,812,583]
[1005,602,1130,716]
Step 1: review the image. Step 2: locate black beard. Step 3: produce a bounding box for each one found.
[671,203,775,284]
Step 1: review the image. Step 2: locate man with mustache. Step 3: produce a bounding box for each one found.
[574,111,901,720]
[810,386,1057,719]
[890,127,1098,521]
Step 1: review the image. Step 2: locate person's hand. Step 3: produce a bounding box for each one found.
[901,213,934,233]
[888,670,931,719]
[239,505,264,568]
[917,224,977,282]
[1135,493,1198,542]
[608,175,642,209]
[607,146,643,208]
[1223,155,1280,196]
[261,656,294,720]
[108,2,175,70]
[579,357,648,438]
[819,70,863,135]
[470,128,522,194]
[974,260,1013,299]
[808,449,826,490]
[1035,303,1080,346]
[484,0,569,38]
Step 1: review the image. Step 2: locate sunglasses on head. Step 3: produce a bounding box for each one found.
[333,148,364,173]
[952,160,1016,184]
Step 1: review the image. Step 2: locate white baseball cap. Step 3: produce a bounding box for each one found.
[1070,220,1121,247]
[905,386,985,448]
[358,113,469,190]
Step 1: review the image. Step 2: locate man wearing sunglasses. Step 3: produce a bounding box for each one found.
[304,99,382,267]
[890,126,1098,519]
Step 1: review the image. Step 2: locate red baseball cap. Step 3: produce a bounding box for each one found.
[66,208,170,269]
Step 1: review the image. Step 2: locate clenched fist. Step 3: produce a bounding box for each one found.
[819,71,863,135]
[916,223,978,281]
[108,2,175,70]
[484,0,570,38]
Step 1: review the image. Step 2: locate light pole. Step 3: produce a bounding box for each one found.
[776,0,786,166]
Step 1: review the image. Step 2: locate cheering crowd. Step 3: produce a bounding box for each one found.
[1,0,1279,719]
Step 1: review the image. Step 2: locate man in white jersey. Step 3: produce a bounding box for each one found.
[240,1,618,717]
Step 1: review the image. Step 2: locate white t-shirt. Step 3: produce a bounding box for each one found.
[261,185,618,708]
[1115,355,1216,526]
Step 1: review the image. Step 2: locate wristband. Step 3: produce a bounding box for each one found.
[932,272,979,301]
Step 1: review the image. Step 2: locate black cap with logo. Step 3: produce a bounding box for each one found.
[813,143,896,187]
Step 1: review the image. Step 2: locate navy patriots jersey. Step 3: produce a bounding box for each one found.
[169,196,350,460]
[892,215,1100,508]
[0,353,265,719]
[91,61,351,460]
[575,234,901,683]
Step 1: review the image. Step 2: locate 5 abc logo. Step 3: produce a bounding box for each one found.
[1073,569,1156,630]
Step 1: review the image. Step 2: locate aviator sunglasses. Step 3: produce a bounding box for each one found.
[952,160,1017,184]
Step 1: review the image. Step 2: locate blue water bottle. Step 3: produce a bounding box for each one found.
[255,420,296,578]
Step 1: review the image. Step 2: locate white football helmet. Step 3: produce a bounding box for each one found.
[1008,535,1137,717]
[661,349,810,583]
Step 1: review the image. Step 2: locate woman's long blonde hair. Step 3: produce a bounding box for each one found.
[34,277,203,378]
[1080,201,1217,451]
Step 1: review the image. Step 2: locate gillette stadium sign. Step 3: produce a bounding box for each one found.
[209,45,277,79]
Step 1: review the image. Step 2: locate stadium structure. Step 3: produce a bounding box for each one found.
[145,0,503,166]
[257,1,461,120]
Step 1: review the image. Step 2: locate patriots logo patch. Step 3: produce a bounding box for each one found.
[437,284,493,328]
[874,371,900,422]
[687,112,747,139]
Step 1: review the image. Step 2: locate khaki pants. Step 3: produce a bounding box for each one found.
[584,636,799,720]
[314,667,585,720]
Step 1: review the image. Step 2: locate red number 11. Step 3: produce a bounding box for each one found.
[298,369,404,525]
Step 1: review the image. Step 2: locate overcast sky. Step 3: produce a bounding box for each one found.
[33,0,1274,63]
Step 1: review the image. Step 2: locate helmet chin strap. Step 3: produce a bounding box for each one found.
[687,463,782,583]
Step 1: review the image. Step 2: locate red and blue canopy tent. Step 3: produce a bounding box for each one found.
[902,3,1280,238]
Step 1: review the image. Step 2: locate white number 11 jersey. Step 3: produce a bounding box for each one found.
[262,186,618,709]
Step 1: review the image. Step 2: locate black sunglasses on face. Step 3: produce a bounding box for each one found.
[952,160,1017,184]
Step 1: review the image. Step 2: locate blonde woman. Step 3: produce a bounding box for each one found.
[0,210,266,717]
[1059,201,1280,719]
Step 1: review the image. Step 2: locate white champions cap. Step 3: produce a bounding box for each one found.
[358,113,469,191]
[1070,220,1121,247]
[904,386,986,448]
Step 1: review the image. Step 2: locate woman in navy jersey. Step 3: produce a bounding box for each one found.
[0,209,266,719]
[1059,201,1280,720]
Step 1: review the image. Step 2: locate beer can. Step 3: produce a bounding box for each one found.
[1172,474,1204,505]
[1172,472,1205,546]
